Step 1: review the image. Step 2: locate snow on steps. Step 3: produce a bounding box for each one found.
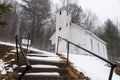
[16,67,67,74]
[16,74,70,80]
[17,72,60,76]
[15,53,73,80]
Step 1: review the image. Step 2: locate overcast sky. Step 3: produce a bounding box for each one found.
[52,0,120,24]
[79,0,120,23]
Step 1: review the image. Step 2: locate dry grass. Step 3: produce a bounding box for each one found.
[115,62,120,75]
[0,72,17,80]
[67,67,90,80]
[0,44,13,58]
[0,44,17,80]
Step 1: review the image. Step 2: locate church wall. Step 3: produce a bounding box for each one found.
[69,24,88,55]
[86,32,108,59]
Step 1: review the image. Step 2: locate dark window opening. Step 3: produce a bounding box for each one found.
[91,39,93,51]
[59,27,62,30]
[60,11,61,15]
[66,23,68,27]
[67,12,69,16]
[98,43,100,53]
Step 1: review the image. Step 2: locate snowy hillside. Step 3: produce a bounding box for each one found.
[62,53,120,80]
[0,41,120,80]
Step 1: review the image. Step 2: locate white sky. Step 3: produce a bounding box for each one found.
[52,0,120,24]
[79,0,120,23]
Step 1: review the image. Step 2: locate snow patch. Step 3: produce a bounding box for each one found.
[0,59,14,75]
[7,53,15,55]
[28,53,58,57]
[18,72,60,76]
[7,67,13,72]
[62,53,120,80]
[1,69,7,75]
[27,56,61,62]
[0,41,16,47]
[0,60,5,71]
[10,59,15,62]
[13,64,18,69]
[0,41,55,55]
[11,49,21,53]
[21,65,59,68]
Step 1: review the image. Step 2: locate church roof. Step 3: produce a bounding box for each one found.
[55,5,71,14]
[56,7,67,13]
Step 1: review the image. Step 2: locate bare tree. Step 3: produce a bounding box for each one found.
[83,10,98,32]
[60,0,78,6]
[21,0,51,49]
[66,3,86,25]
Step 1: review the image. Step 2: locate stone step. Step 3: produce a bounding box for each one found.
[16,67,68,76]
[27,55,50,57]
[15,74,72,80]
[14,59,67,68]
[28,60,67,68]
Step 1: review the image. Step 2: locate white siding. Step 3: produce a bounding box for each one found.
[86,32,108,59]
[55,9,71,53]
[69,24,88,55]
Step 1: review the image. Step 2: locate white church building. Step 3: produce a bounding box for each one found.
[50,7,108,59]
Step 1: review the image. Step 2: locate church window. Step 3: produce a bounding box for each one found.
[60,11,61,15]
[90,39,93,51]
[59,27,62,31]
[97,43,100,53]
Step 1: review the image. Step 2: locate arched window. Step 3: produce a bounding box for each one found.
[59,27,62,31]
[60,11,61,15]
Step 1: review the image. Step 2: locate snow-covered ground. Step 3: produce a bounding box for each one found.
[62,53,120,80]
[0,41,53,53]
[0,41,120,80]
[0,59,17,75]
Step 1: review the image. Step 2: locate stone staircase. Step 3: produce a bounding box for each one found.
[15,52,73,80]
[0,44,89,80]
